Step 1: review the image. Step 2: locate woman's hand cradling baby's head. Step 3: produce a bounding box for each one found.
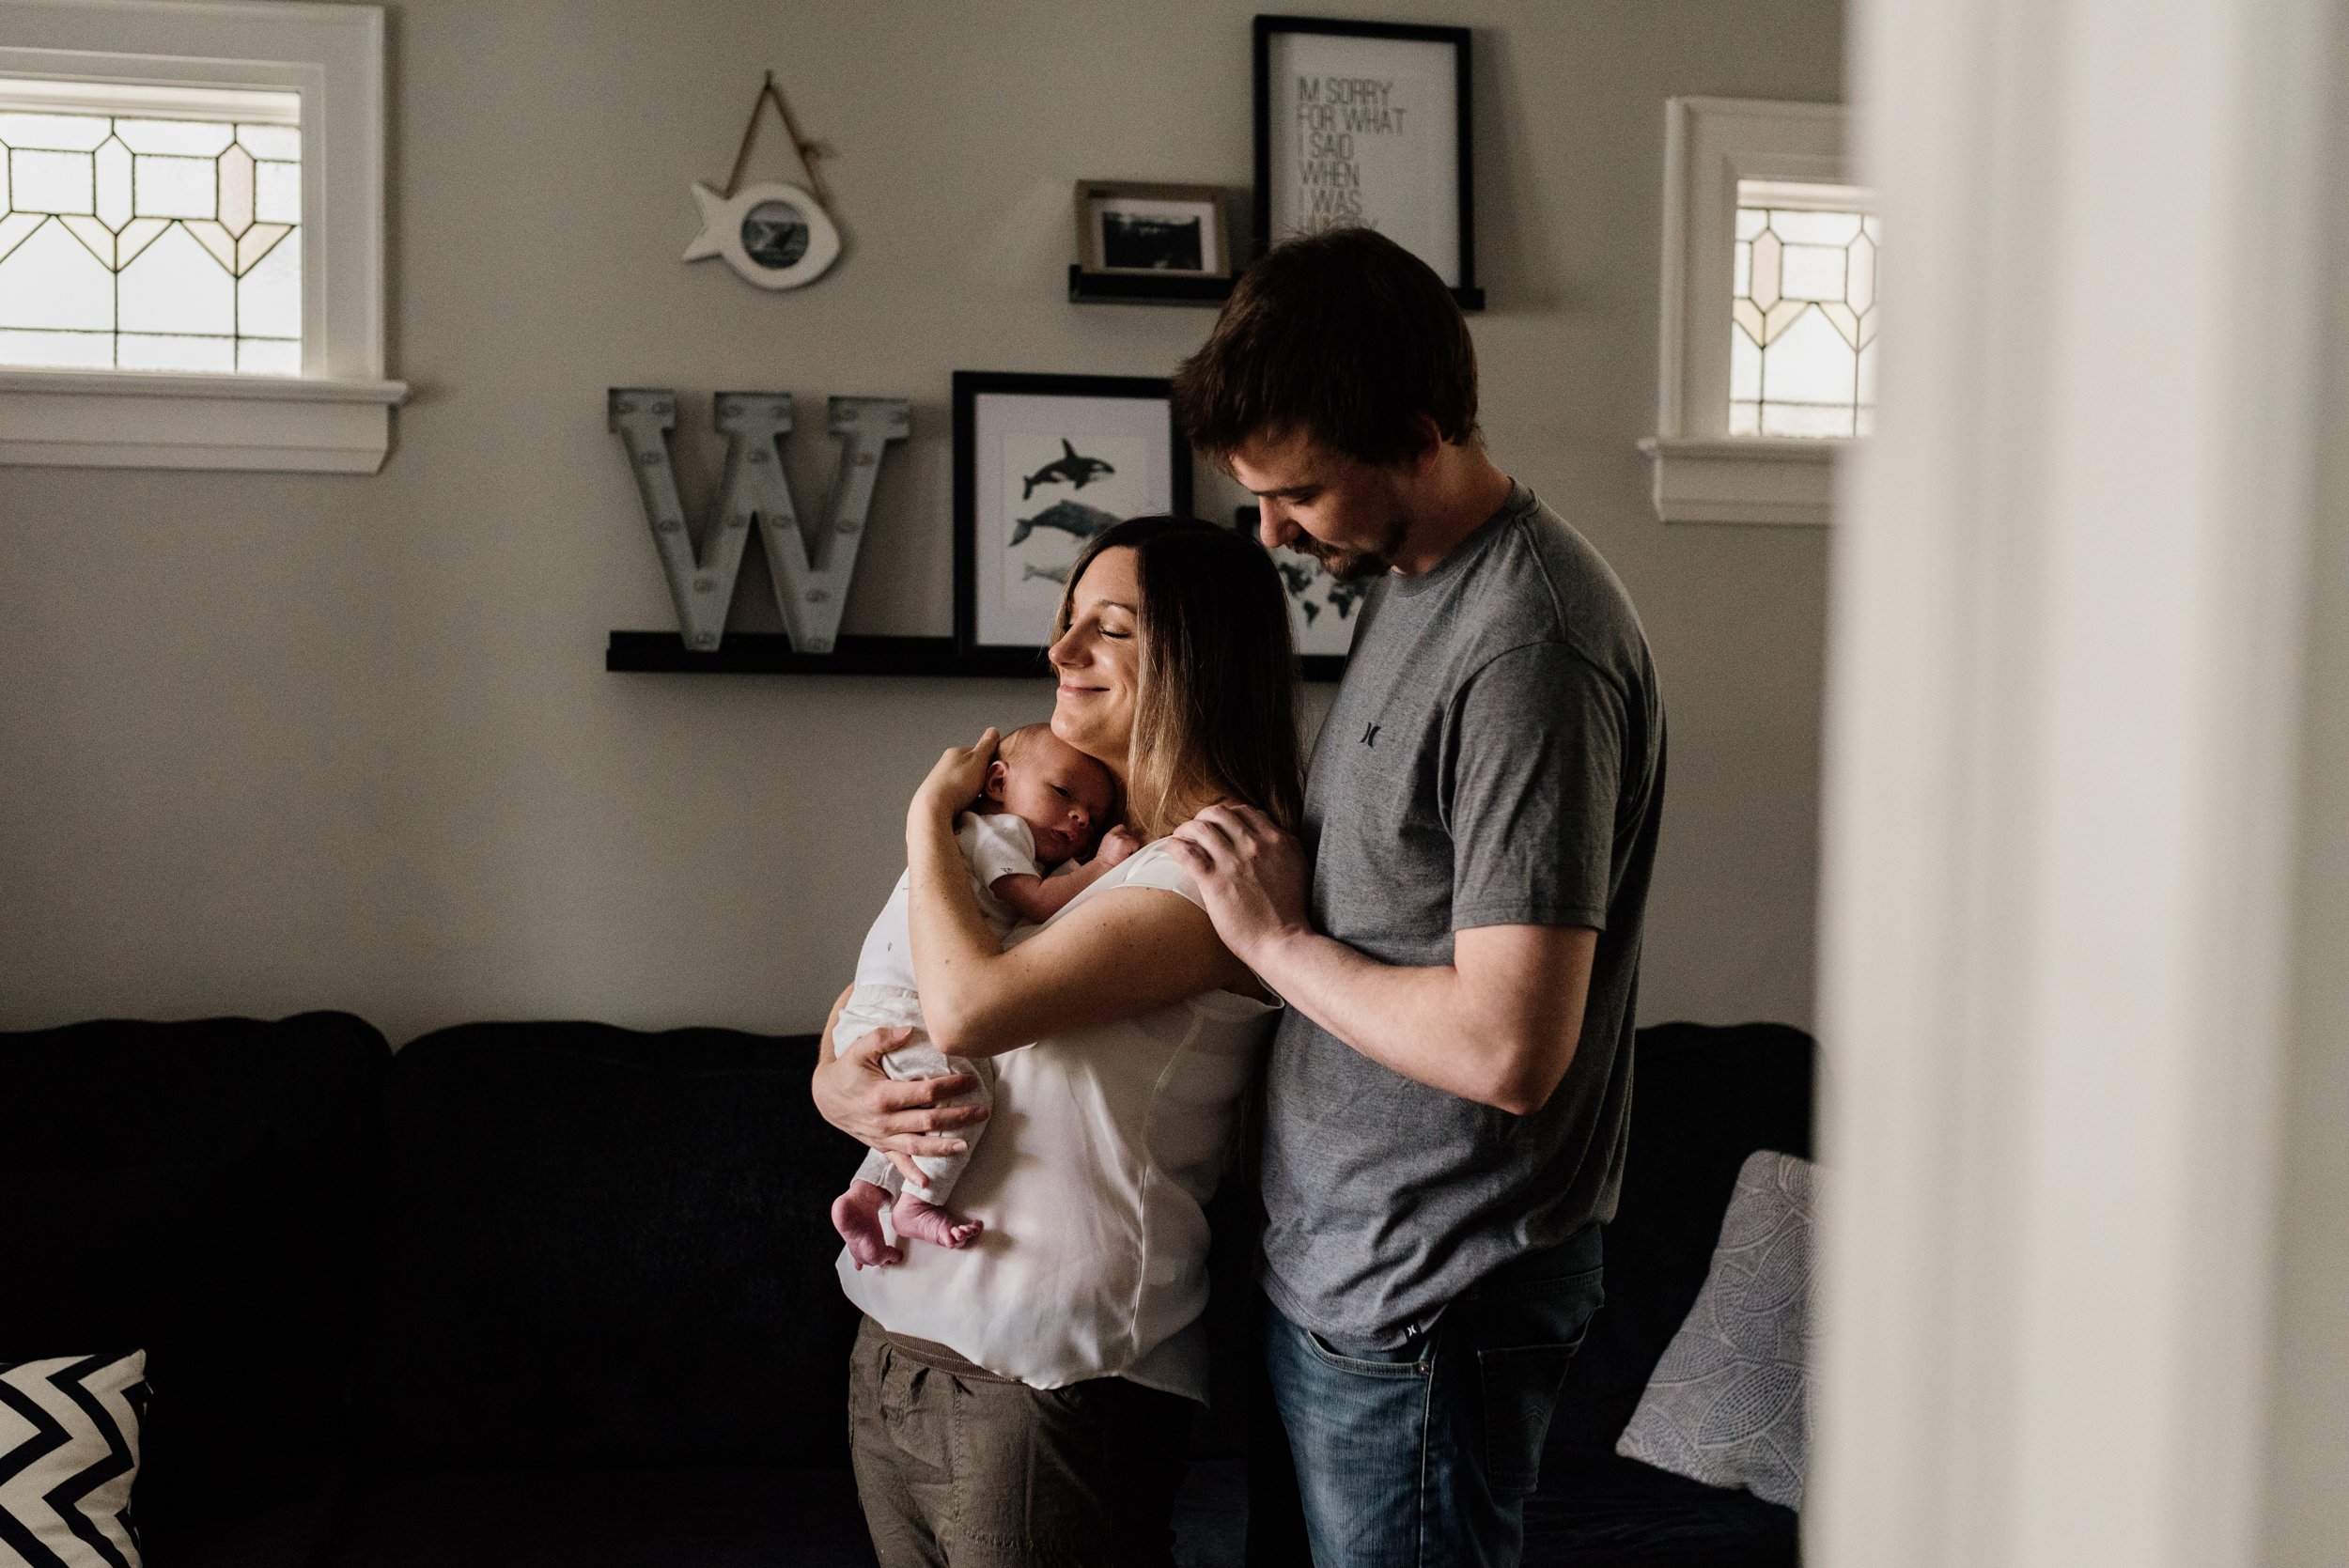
[910,727,1001,832]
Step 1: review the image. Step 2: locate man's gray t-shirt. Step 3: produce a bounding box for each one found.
[1260,484,1665,1349]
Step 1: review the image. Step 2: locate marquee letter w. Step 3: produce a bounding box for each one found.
[608,389,910,653]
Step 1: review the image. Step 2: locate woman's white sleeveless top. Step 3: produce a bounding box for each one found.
[835,842,1276,1402]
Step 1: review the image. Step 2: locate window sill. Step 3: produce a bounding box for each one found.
[1637,435,1846,527]
[0,368,409,474]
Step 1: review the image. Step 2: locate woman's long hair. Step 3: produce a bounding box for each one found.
[1053,517,1304,840]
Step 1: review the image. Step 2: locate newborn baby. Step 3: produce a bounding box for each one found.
[831,722,1138,1267]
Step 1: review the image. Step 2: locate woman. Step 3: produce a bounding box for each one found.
[812,516,1301,1568]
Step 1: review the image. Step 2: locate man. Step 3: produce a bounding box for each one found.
[1162,227,1666,1568]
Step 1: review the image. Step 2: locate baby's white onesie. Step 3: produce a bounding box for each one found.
[833,811,1041,1204]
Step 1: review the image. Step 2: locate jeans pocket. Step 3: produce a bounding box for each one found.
[1476,1337,1583,1498]
[1301,1327,1430,1380]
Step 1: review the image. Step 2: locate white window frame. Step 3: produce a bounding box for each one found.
[0,0,402,473]
[1641,97,1852,526]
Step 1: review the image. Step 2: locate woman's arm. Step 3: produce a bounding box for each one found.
[811,982,988,1176]
[906,731,1250,1057]
[922,883,1242,1056]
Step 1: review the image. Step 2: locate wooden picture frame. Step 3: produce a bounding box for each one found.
[1252,14,1482,309]
[1074,180,1232,279]
[953,371,1191,674]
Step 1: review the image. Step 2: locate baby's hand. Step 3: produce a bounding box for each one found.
[1097,825,1143,866]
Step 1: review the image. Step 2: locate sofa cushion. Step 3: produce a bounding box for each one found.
[1523,1452,1797,1566]
[318,1457,1249,1568]
[0,1013,389,1537]
[0,1351,148,1568]
[321,1467,876,1568]
[1617,1151,1815,1508]
[138,1498,339,1568]
[1548,1021,1815,1456]
[356,1023,868,1471]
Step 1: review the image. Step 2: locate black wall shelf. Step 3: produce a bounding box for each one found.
[607,630,1346,682]
[607,632,1046,678]
[1065,265,1481,312]
[1066,266,1235,307]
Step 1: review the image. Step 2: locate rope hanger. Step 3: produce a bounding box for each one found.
[723,70,832,206]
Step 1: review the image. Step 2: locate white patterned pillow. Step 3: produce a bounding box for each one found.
[1616,1150,1814,1509]
[0,1352,148,1568]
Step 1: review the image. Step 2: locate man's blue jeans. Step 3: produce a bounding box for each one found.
[1262,1227,1604,1568]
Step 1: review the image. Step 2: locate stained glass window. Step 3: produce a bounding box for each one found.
[1730,179,1877,438]
[0,80,301,375]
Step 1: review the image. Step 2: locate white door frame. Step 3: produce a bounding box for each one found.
[1809,0,2338,1561]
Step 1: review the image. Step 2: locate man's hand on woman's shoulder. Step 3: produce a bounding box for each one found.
[1164,802,1315,969]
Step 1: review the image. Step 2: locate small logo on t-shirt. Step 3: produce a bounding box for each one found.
[1361,722,1381,747]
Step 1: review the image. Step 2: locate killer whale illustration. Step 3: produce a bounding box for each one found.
[1022,439,1116,499]
[1010,499,1121,549]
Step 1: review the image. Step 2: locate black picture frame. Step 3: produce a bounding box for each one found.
[1252,14,1482,310]
[953,370,1192,675]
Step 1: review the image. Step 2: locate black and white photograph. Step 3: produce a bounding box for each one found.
[1103,210,1202,272]
[1074,180,1232,279]
[954,371,1190,667]
[1253,17,1480,305]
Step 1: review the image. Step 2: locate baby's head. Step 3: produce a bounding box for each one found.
[980,723,1117,866]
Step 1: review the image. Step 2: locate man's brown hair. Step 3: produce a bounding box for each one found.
[1171,226,1479,468]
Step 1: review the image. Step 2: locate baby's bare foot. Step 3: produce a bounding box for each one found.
[832,1179,902,1269]
[892,1194,984,1250]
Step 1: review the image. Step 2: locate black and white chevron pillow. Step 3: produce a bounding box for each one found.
[0,1353,148,1568]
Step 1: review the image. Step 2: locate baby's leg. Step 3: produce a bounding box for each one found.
[877,1048,990,1202]
[831,999,930,1267]
[833,1149,905,1267]
[883,1051,993,1249]
[831,1178,900,1270]
[890,1191,984,1250]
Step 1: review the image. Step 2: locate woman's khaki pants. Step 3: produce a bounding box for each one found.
[848,1317,1194,1568]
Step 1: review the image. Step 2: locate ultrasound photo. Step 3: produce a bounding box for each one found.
[1101,212,1205,272]
[740,199,811,270]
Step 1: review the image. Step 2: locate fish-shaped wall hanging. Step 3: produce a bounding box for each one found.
[685,72,841,291]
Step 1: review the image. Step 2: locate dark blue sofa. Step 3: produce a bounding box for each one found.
[0,1013,1811,1567]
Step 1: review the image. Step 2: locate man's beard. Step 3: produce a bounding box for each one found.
[1292,509,1409,582]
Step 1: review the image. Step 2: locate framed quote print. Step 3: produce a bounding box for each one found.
[953,371,1191,674]
[1252,15,1482,309]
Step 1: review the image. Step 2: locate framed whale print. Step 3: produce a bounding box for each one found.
[953,371,1191,674]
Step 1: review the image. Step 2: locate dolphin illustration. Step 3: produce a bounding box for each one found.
[1009,500,1121,549]
[1022,439,1116,498]
[1022,561,1073,585]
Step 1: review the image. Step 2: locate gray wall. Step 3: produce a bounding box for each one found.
[0,0,1841,1045]
[2258,12,2349,1551]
